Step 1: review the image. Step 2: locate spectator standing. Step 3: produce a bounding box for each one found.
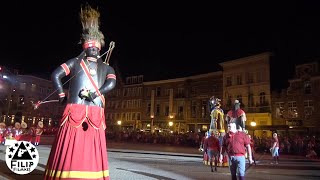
[270,132,280,164]
[248,134,256,165]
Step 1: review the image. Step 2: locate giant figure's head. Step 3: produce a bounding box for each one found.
[209,96,221,108]
[80,4,104,58]
[233,99,241,110]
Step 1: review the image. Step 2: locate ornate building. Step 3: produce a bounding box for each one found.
[105,72,223,133]
[105,52,275,135]
[272,61,320,133]
[219,52,273,136]
[0,67,64,127]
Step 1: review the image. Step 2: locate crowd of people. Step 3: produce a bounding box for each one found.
[0,121,46,146]
[106,128,320,159]
[253,132,319,159]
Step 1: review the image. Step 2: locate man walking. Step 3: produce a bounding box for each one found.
[220,122,253,180]
[204,130,220,172]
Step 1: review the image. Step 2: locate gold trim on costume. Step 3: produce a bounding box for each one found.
[45,169,109,179]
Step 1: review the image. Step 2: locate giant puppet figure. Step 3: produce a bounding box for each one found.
[209,96,225,133]
[44,5,116,180]
[207,96,228,167]
[226,99,247,132]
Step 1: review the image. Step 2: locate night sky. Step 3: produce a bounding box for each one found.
[1,1,320,90]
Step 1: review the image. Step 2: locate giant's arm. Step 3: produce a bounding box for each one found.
[98,66,116,95]
[51,58,75,98]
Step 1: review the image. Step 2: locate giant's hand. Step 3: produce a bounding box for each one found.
[79,89,97,102]
[58,92,67,105]
[59,96,67,105]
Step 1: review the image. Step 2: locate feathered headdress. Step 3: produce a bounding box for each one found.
[79,4,105,50]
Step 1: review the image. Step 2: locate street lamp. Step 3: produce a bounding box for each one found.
[117,120,122,132]
[150,114,154,133]
[117,120,122,125]
[250,120,256,137]
[168,121,173,133]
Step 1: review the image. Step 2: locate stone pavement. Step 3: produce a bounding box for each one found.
[0,141,203,180]
[0,139,319,180]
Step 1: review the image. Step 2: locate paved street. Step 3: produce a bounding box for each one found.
[0,139,319,180]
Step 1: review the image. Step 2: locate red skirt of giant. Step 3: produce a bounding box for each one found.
[44,104,109,180]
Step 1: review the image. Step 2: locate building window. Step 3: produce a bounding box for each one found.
[147,103,151,116]
[123,89,127,97]
[165,89,170,96]
[156,87,161,97]
[116,89,121,96]
[248,72,254,83]
[226,76,232,86]
[275,102,285,118]
[137,100,141,108]
[236,74,242,85]
[288,101,298,118]
[122,101,126,109]
[259,92,266,105]
[115,101,119,109]
[191,87,196,95]
[127,100,132,108]
[127,88,132,97]
[304,81,311,94]
[126,113,131,121]
[156,104,160,116]
[201,100,207,118]
[137,87,142,96]
[132,88,136,97]
[177,88,184,97]
[132,113,136,120]
[191,101,197,118]
[304,100,314,118]
[132,77,137,84]
[31,84,36,92]
[165,106,169,116]
[248,93,254,107]
[178,106,184,118]
[138,75,143,83]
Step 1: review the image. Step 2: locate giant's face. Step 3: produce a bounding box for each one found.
[85,47,100,58]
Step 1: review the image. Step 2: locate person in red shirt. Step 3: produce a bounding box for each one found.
[204,130,220,172]
[220,122,253,180]
[201,132,209,165]
[34,121,44,146]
